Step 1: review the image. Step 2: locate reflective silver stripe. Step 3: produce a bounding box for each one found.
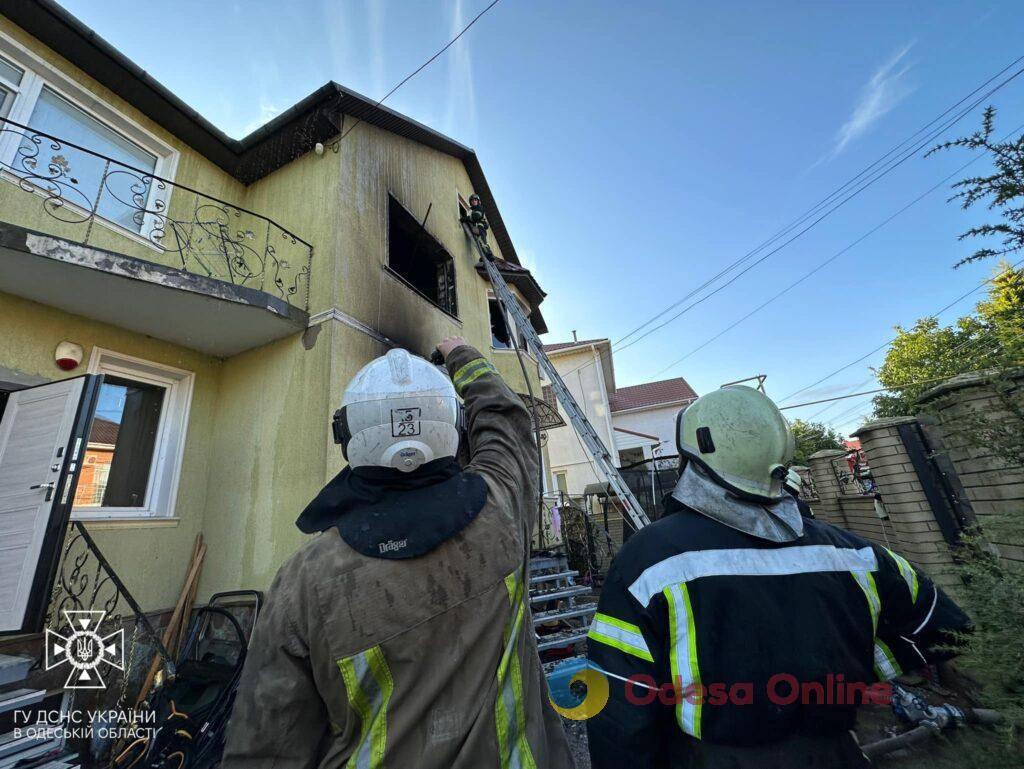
[337,647,392,769]
[850,571,880,634]
[912,585,939,635]
[353,653,377,769]
[665,583,702,738]
[587,614,653,662]
[629,545,878,606]
[874,639,901,681]
[885,548,919,602]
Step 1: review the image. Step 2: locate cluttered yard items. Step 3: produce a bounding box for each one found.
[112,592,261,769]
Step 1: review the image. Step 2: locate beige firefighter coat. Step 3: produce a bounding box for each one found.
[222,345,573,769]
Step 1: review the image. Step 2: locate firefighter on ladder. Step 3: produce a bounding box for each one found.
[224,338,573,768]
[586,385,971,769]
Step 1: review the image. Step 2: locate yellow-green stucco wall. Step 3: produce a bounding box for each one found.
[0,13,544,612]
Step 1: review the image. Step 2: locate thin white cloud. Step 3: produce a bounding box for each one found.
[444,0,478,139]
[831,42,915,158]
[239,98,282,136]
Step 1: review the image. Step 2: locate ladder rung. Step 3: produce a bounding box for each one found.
[533,605,597,625]
[529,570,579,584]
[529,585,591,603]
[536,631,590,651]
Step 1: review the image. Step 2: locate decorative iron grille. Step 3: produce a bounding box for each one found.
[0,117,312,310]
[45,522,174,709]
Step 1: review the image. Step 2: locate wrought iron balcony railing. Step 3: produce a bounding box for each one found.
[0,117,312,310]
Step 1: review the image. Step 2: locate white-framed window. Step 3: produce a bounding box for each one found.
[72,349,194,520]
[0,30,178,242]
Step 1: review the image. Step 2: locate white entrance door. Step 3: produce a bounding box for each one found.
[0,376,100,633]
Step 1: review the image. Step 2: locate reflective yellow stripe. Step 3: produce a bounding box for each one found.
[873,639,902,681]
[587,613,653,662]
[885,548,920,603]
[452,358,498,395]
[495,572,537,769]
[338,646,393,769]
[664,583,702,739]
[850,571,880,635]
[851,572,902,681]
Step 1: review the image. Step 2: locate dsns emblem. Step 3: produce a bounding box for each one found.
[45,610,124,689]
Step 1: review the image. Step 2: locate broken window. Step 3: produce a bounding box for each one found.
[488,295,528,350]
[387,195,458,317]
[489,298,512,348]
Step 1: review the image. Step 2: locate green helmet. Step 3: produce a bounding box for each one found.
[675,385,795,502]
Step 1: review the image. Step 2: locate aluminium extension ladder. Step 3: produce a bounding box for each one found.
[465,225,652,533]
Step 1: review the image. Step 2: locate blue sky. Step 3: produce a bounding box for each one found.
[59,0,1024,434]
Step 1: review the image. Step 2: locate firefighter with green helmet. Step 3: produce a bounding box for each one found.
[586,385,970,769]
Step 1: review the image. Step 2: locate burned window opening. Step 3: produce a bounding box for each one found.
[489,296,528,351]
[388,195,458,317]
[489,298,511,349]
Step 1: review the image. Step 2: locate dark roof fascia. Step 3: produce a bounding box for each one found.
[9,1,525,268]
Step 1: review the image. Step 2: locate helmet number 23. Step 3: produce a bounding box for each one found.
[391,408,422,437]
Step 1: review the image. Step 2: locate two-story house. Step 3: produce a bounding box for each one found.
[0,0,549,638]
[542,337,697,496]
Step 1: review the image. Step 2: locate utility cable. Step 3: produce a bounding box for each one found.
[552,58,1024,386]
[647,118,1024,380]
[777,258,1024,404]
[335,0,501,145]
[612,54,1024,351]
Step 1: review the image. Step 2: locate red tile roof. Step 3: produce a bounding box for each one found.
[542,339,609,354]
[609,378,698,412]
[89,417,120,446]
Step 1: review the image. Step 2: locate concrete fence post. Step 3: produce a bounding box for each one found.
[807,449,848,528]
[853,417,961,589]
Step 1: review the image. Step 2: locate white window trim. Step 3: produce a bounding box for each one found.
[486,289,535,359]
[72,348,194,521]
[0,29,179,249]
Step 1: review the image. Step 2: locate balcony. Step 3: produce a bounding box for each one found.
[0,118,312,357]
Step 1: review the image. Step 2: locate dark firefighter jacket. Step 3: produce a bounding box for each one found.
[222,345,573,769]
[586,496,971,769]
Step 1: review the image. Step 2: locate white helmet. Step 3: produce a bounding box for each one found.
[332,349,461,472]
[785,467,803,496]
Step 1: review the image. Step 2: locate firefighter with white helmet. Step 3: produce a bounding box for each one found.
[225,337,574,769]
[587,386,970,769]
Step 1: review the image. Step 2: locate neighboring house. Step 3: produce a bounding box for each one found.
[0,0,549,627]
[609,378,698,465]
[542,338,697,496]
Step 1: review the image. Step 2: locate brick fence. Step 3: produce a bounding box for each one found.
[808,420,962,590]
[918,370,1024,567]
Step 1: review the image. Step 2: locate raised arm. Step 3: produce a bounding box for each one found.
[439,337,538,519]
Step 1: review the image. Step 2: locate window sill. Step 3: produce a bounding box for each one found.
[382,265,462,324]
[490,346,538,364]
[72,516,181,530]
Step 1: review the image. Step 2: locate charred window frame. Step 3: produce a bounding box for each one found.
[488,292,528,351]
[387,194,458,318]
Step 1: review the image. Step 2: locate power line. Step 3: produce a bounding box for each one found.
[777,260,1024,405]
[780,272,1024,415]
[554,57,1024,386]
[612,54,1024,352]
[650,114,1024,379]
[780,375,971,411]
[606,65,1024,360]
[334,0,501,145]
